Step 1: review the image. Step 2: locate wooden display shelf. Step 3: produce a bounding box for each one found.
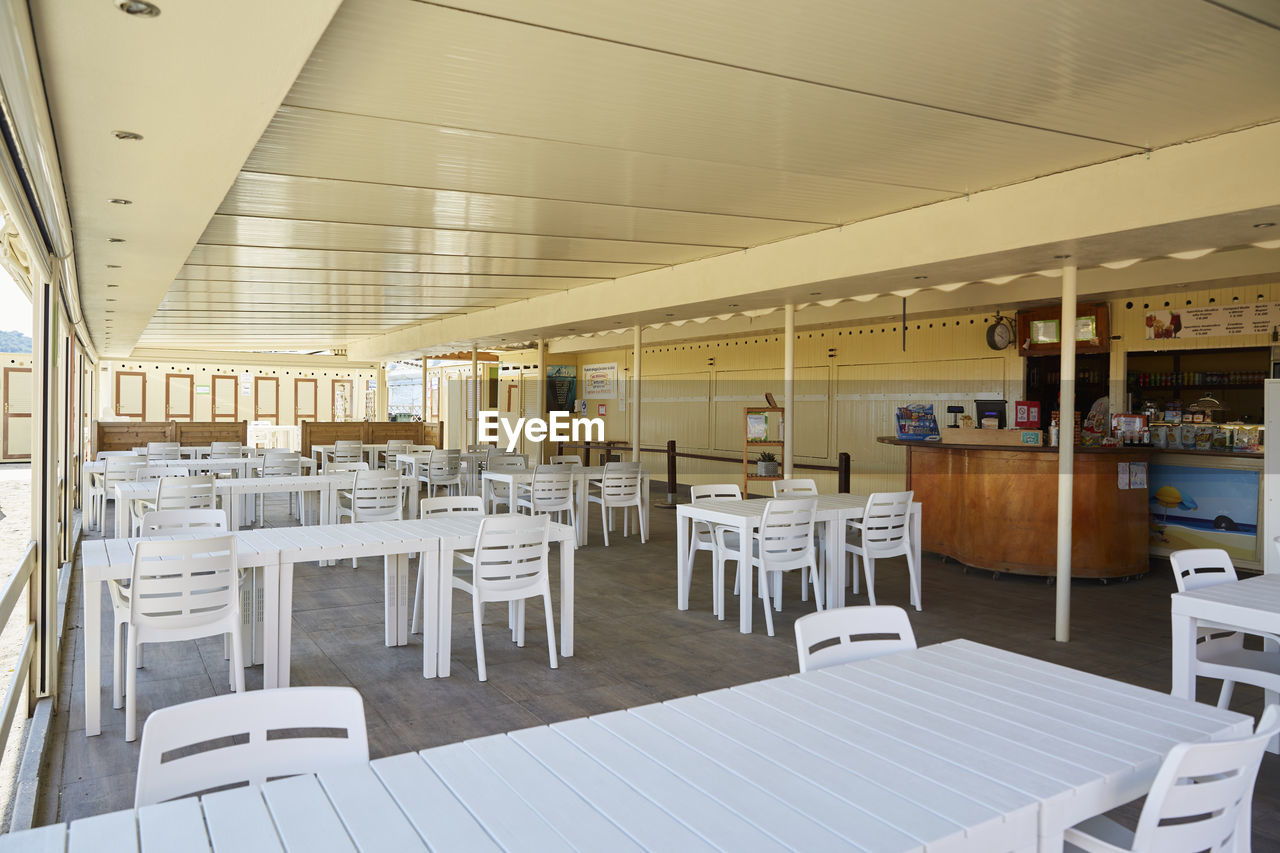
[744,405,785,493]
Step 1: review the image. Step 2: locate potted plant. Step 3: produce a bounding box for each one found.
[756,451,778,477]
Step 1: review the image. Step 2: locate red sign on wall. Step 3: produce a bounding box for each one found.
[1014,400,1041,428]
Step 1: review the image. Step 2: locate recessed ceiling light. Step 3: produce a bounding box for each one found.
[106,298,117,302]
[115,0,160,17]
[1256,222,1276,229]
[106,284,119,288]
[728,303,739,308]
[809,291,822,296]
[665,313,674,317]
[1054,254,1071,259]
[913,275,928,280]
[107,237,125,243]
[108,198,132,205]
[112,130,143,141]
[106,264,121,269]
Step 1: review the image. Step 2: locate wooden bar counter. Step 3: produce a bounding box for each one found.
[878,437,1152,578]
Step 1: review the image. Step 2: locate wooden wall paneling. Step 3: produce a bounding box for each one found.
[254,376,279,423]
[174,421,248,447]
[114,370,146,418]
[96,421,175,453]
[164,373,194,421]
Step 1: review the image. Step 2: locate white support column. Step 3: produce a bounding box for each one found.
[1265,380,1280,575]
[420,358,428,423]
[783,303,795,479]
[632,326,642,462]
[470,345,479,448]
[536,338,546,463]
[1055,261,1077,643]
[376,365,389,420]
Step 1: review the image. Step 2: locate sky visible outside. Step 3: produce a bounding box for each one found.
[0,266,31,336]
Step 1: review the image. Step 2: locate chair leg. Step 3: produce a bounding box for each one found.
[1218,679,1236,710]
[125,631,139,742]
[230,627,245,693]
[863,555,877,606]
[811,563,825,611]
[759,566,775,637]
[516,600,526,647]
[905,546,922,611]
[600,502,610,547]
[473,597,487,682]
[543,590,558,670]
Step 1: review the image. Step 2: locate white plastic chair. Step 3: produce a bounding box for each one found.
[424,448,463,497]
[515,465,575,529]
[772,479,817,496]
[1063,705,1280,852]
[336,470,403,567]
[257,450,303,521]
[845,491,920,611]
[484,454,528,512]
[688,484,741,619]
[105,509,231,712]
[134,686,369,807]
[125,534,243,742]
[772,479,821,603]
[381,439,413,468]
[551,455,582,466]
[331,439,364,465]
[145,441,181,461]
[130,473,216,537]
[794,605,916,673]
[209,441,243,459]
[412,495,484,633]
[588,462,646,546]
[453,514,556,681]
[1170,549,1280,710]
[750,498,822,637]
[91,454,142,531]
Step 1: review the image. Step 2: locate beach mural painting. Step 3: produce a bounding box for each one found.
[1148,463,1259,563]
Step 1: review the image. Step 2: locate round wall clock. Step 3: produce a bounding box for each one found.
[986,316,1013,350]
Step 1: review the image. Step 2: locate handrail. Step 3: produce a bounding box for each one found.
[0,541,37,757]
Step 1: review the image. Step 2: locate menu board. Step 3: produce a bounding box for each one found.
[1146,300,1280,340]
[545,365,576,411]
[582,362,617,398]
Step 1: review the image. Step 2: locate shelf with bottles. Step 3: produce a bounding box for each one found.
[1126,370,1266,391]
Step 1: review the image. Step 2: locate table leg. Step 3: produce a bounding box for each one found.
[560,535,574,658]
[912,504,922,581]
[84,578,102,736]
[277,558,293,688]
[576,475,589,547]
[438,542,454,677]
[1170,611,1195,701]
[114,488,126,539]
[421,545,440,678]
[263,559,281,688]
[677,511,695,611]
[738,519,753,634]
[1267,635,1279,754]
[384,555,402,647]
[825,517,844,609]
[641,475,650,540]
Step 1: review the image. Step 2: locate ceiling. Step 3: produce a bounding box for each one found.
[30,0,1280,356]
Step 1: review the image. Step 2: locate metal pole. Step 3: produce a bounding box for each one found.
[666,439,678,504]
[420,358,428,423]
[838,452,851,493]
[536,338,545,464]
[783,303,795,479]
[1055,261,1077,643]
[632,325,641,462]
[470,345,478,448]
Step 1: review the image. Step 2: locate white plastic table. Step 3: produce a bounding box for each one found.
[482,465,651,547]
[676,494,923,634]
[1171,572,1280,749]
[24,640,1250,851]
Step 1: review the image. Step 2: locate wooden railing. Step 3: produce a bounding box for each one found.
[95,421,248,454]
[0,543,37,757]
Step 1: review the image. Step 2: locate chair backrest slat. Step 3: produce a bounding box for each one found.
[134,686,368,807]
[860,491,913,553]
[139,509,228,535]
[156,475,217,511]
[351,470,402,517]
[471,515,550,588]
[759,498,816,571]
[601,462,642,499]
[332,440,364,463]
[773,478,818,497]
[146,442,181,461]
[794,605,916,673]
[1169,548,1238,592]
[130,535,238,631]
[420,495,483,515]
[209,441,243,459]
[691,484,742,503]
[530,465,573,508]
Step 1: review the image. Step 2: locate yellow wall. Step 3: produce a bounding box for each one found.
[537,276,1278,494]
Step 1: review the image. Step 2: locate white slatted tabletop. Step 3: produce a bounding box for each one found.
[676,495,923,632]
[18,640,1249,852]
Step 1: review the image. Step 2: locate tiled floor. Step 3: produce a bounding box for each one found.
[34,494,1280,844]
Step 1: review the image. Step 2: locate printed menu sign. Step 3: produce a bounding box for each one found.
[1146,301,1280,340]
